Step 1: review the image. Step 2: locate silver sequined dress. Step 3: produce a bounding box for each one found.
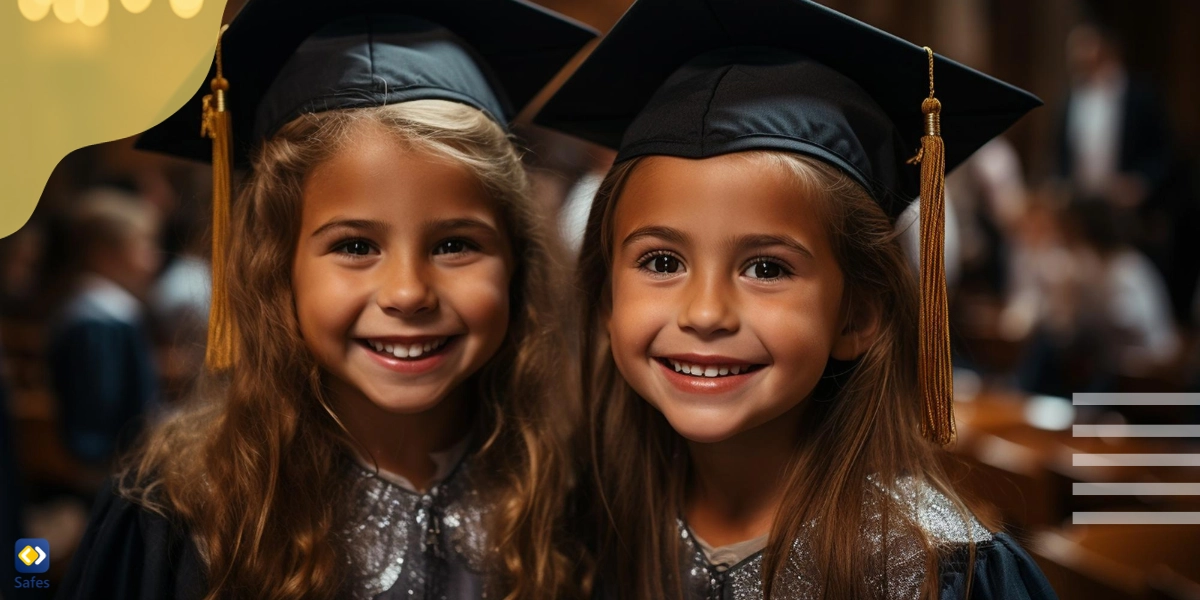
[676,477,1031,600]
[339,457,493,600]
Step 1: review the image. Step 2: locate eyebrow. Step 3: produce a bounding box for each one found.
[310,217,502,239]
[621,225,688,249]
[423,217,501,236]
[620,226,813,260]
[729,233,814,260]
[310,218,389,238]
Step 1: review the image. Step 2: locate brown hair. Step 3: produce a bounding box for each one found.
[578,152,982,599]
[118,100,584,600]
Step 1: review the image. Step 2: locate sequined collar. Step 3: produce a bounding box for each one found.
[339,449,491,600]
[676,476,994,600]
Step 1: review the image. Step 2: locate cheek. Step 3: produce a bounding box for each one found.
[607,273,667,364]
[750,289,842,373]
[291,261,356,350]
[446,261,511,342]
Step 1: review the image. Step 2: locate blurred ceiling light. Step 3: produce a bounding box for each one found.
[52,0,79,22]
[1024,395,1076,431]
[79,0,108,26]
[120,0,150,14]
[168,0,200,19]
[19,0,53,20]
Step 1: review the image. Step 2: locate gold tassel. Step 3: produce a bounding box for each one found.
[201,24,236,371]
[906,47,955,445]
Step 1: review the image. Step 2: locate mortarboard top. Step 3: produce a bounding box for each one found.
[136,0,597,168]
[535,0,1041,218]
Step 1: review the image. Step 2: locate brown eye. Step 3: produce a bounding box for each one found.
[651,255,680,273]
[433,240,467,255]
[338,240,374,256]
[743,260,786,279]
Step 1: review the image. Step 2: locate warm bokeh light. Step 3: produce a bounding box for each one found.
[119,0,150,13]
[17,0,52,20]
[51,0,79,23]
[16,0,214,21]
[168,0,201,19]
[79,0,109,26]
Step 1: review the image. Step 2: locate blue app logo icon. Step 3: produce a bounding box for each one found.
[15,538,49,573]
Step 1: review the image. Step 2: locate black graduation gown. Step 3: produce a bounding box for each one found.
[56,458,493,600]
[54,480,205,600]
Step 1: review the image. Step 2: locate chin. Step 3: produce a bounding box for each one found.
[658,405,748,444]
[361,385,453,415]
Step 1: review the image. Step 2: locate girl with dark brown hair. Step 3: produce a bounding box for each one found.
[537,0,1057,598]
[56,1,595,598]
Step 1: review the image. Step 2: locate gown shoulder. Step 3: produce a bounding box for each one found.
[56,479,206,600]
[937,532,1058,600]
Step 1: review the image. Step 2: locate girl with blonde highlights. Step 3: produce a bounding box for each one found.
[58,2,595,597]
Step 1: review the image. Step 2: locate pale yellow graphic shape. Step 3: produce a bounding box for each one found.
[1,0,226,237]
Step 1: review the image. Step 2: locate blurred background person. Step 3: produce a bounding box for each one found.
[1057,20,1172,211]
[46,187,162,468]
[148,193,212,404]
[1,354,24,545]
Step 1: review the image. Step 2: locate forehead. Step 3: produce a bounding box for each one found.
[301,125,498,224]
[612,154,831,249]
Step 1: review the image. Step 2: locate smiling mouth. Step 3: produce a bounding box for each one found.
[655,357,766,378]
[359,336,455,360]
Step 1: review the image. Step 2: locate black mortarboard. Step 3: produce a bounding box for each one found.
[537,0,1041,445]
[137,0,597,168]
[536,0,1040,218]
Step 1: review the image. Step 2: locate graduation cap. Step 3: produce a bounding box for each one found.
[136,0,596,370]
[536,0,1041,445]
[137,0,597,167]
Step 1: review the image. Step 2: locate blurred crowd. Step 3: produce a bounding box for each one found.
[1,0,1198,594]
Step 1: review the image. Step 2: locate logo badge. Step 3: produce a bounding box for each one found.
[15,538,49,573]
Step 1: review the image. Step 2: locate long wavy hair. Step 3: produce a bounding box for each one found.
[578,152,984,599]
[119,100,584,600]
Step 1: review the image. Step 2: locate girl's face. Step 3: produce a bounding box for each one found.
[608,154,868,444]
[292,125,513,415]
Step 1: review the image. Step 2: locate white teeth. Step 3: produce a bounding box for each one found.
[666,360,753,378]
[365,337,450,359]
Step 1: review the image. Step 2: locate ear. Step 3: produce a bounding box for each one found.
[831,295,881,361]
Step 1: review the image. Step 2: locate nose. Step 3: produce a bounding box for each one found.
[377,255,438,317]
[677,270,739,337]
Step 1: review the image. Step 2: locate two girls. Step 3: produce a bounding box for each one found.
[59,0,1057,597]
